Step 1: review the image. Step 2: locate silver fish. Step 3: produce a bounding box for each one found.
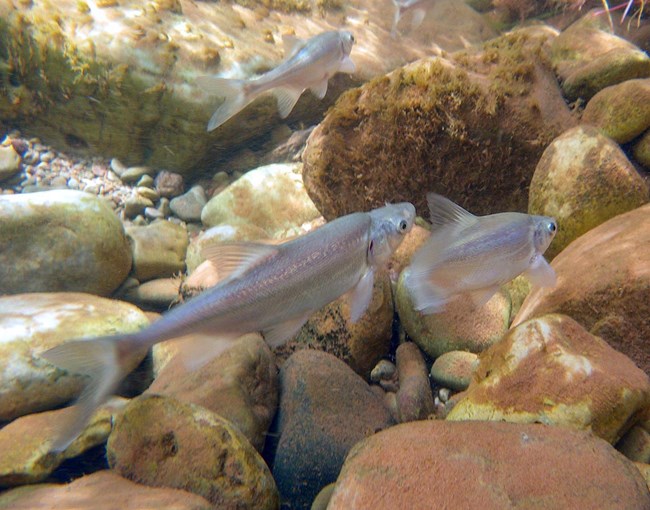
[391,0,436,37]
[406,193,557,314]
[41,202,415,450]
[197,30,356,132]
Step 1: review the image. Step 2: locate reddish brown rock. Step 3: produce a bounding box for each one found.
[448,314,650,444]
[327,420,650,509]
[149,333,278,452]
[0,470,212,509]
[394,342,434,423]
[514,204,650,374]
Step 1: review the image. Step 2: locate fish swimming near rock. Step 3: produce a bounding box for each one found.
[197,30,356,132]
[406,193,557,314]
[41,202,415,450]
[391,0,436,37]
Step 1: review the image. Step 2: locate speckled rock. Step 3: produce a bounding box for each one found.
[582,78,650,143]
[0,398,126,487]
[430,350,478,391]
[123,191,154,219]
[155,171,185,199]
[396,268,511,359]
[0,470,213,510]
[107,394,279,509]
[149,334,278,452]
[393,342,434,422]
[0,142,21,182]
[126,220,188,282]
[0,190,132,295]
[122,278,181,311]
[169,185,206,222]
[327,421,650,509]
[528,125,649,259]
[269,350,394,510]
[302,26,577,220]
[279,271,394,379]
[549,15,650,101]
[633,129,650,169]
[201,163,320,238]
[0,293,149,421]
[447,314,650,444]
[514,204,650,375]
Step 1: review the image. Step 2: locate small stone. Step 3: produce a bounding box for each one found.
[120,166,152,184]
[83,183,99,194]
[144,206,164,220]
[169,185,206,222]
[136,186,159,201]
[618,426,650,463]
[0,144,22,182]
[155,170,185,198]
[50,175,68,188]
[136,174,155,188]
[123,192,154,219]
[633,129,650,169]
[394,342,434,423]
[158,197,171,217]
[430,351,478,391]
[126,220,188,281]
[370,359,396,383]
[110,158,127,176]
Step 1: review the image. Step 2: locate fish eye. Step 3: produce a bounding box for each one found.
[548,222,557,233]
[398,219,408,233]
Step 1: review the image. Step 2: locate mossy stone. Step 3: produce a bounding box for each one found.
[633,129,650,169]
[430,351,479,391]
[126,220,188,282]
[529,125,649,259]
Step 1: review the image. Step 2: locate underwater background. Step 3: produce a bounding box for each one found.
[1,0,650,508]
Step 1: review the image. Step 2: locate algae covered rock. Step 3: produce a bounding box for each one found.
[0,190,132,295]
[549,14,650,101]
[633,129,650,169]
[0,292,149,421]
[201,163,321,238]
[107,394,279,509]
[528,125,649,259]
[303,26,576,220]
[514,204,650,375]
[149,334,278,452]
[327,420,650,509]
[0,470,213,510]
[396,269,511,359]
[447,314,650,444]
[582,78,650,143]
[126,220,188,282]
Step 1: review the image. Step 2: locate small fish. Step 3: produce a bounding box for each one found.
[406,193,557,314]
[197,30,356,132]
[41,202,415,450]
[391,0,436,37]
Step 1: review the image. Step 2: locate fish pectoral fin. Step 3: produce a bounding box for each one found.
[524,256,557,288]
[177,333,239,372]
[410,8,426,31]
[273,87,303,118]
[262,314,311,347]
[467,286,500,310]
[426,193,478,231]
[348,269,375,323]
[310,80,329,100]
[282,33,305,60]
[201,242,280,283]
[338,56,356,74]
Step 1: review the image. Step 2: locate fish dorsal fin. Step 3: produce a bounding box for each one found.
[273,87,303,118]
[410,8,426,31]
[262,314,311,347]
[201,242,279,283]
[338,55,356,74]
[348,269,374,323]
[282,34,305,60]
[310,80,329,100]
[426,193,478,230]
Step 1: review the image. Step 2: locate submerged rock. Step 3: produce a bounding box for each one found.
[633,129,650,169]
[126,220,188,282]
[269,350,394,510]
[514,204,650,375]
[528,125,649,259]
[0,142,21,182]
[107,394,279,509]
[327,421,650,509]
[0,470,213,510]
[430,350,479,391]
[0,190,132,295]
[303,26,576,220]
[393,342,434,423]
[149,334,278,452]
[0,293,149,421]
[447,314,650,444]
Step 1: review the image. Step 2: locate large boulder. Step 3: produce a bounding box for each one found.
[528,125,648,259]
[514,204,650,375]
[0,0,496,175]
[447,314,650,444]
[0,292,149,421]
[269,350,394,510]
[326,420,650,509]
[107,394,279,509]
[303,26,577,220]
[0,190,131,295]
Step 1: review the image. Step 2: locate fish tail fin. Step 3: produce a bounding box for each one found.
[196,76,254,132]
[41,335,131,452]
